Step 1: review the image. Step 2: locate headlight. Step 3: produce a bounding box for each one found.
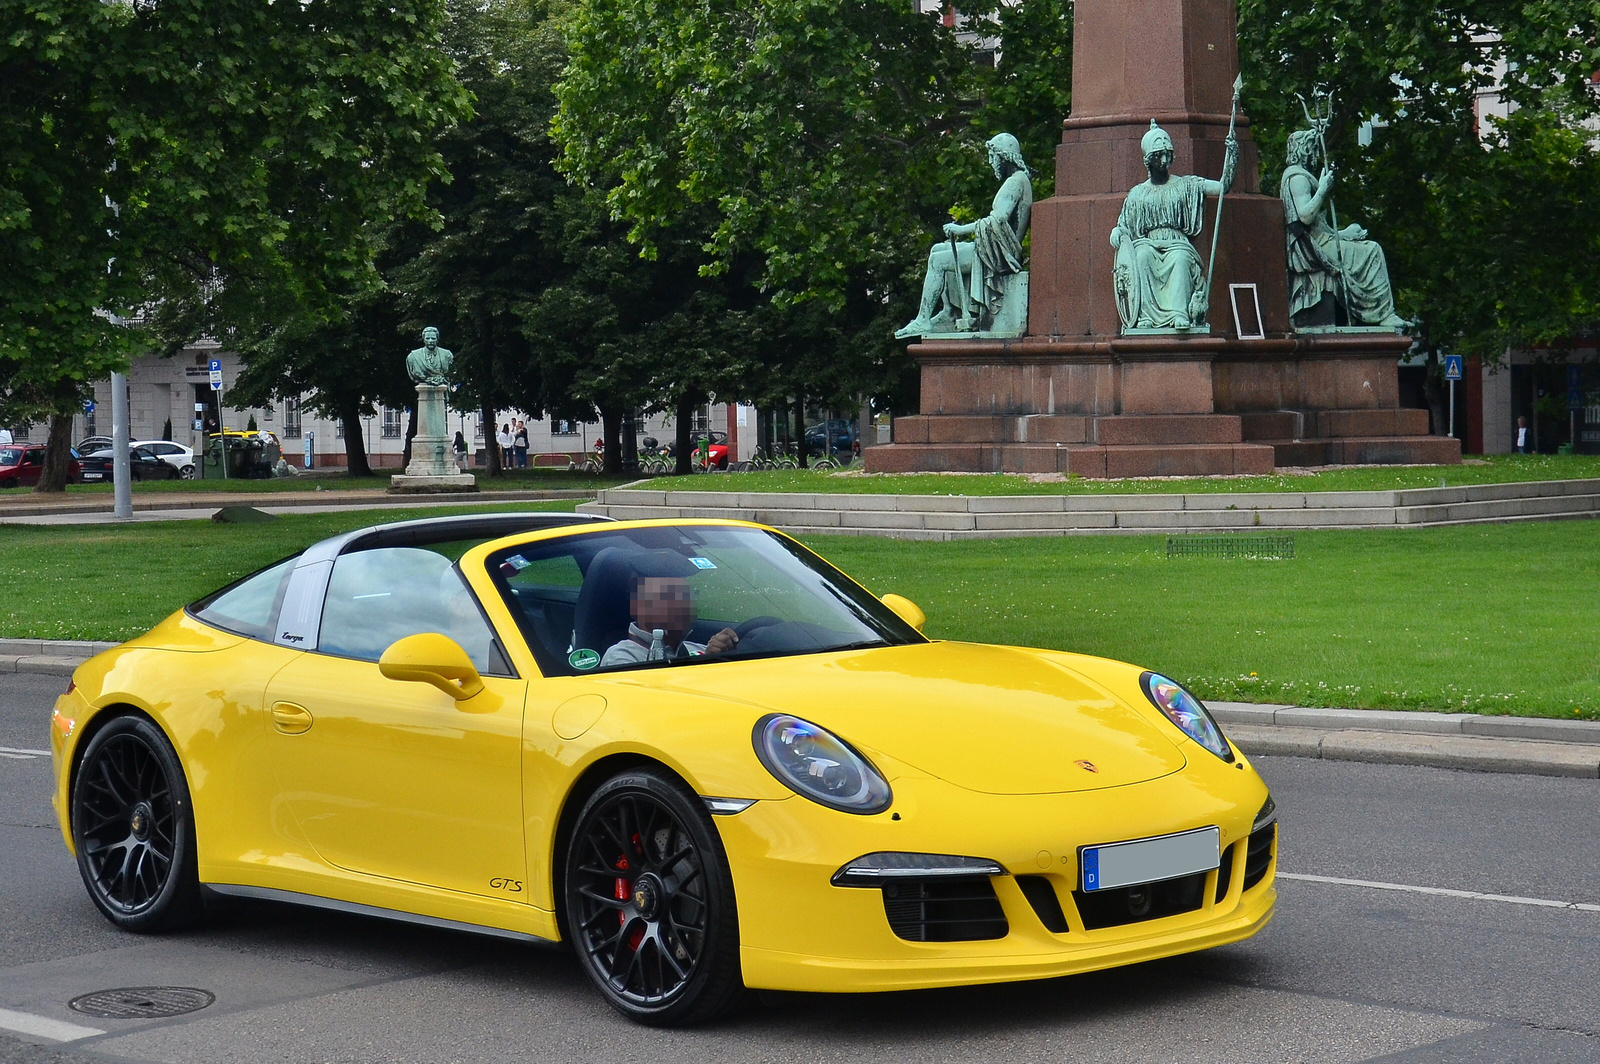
[1140,672,1234,762]
[752,714,892,815]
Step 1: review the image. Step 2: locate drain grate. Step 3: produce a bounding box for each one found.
[69,987,215,1019]
[1166,534,1294,560]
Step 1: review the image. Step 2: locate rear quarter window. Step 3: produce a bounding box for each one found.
[191,558,296,640]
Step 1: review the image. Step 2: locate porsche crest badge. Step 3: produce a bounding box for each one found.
[1074,759,1099,774]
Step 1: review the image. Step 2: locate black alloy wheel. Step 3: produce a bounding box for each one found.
[564,768,743,1025]
[71,715,203,932]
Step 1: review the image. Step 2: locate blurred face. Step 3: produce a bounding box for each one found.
[632,576,696,642]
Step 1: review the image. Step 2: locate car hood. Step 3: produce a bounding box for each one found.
[640,642,1187,795]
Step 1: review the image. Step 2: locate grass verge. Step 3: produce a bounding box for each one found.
[636,453,1600,496]
[3,511,1593,719]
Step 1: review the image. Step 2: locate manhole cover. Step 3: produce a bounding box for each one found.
[69,987,215,1019]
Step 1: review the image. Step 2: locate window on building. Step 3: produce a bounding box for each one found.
[691,408,710,435]
[381,407,403,438]
[474,419,485,440]
[552,420,578,436]
[283,397,302,439]
[335,418,344,439]
[12,424,29,441]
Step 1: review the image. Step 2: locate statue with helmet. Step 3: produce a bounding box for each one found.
[1110,120,1237,332]
[895,133,1033,339]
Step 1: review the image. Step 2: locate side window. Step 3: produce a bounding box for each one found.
[318,547,499,673]
[192,558,296,640]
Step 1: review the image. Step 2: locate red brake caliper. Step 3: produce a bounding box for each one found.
[615,835,646,952]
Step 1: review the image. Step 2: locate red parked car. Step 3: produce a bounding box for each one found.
[0,445,82,489]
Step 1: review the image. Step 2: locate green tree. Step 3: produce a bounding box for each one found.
[1,0,468,490]
[1238,0,1600,429]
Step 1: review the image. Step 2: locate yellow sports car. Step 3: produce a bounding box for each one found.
[51,513,1276,1025]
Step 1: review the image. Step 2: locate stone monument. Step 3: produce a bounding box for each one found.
[895,133,1033,340]
[866,0,1460,477]
[390,327,477,493]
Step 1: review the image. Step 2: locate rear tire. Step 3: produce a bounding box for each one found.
[563,768,744,1026]
[179,464,196,479]
[71,715,203,933]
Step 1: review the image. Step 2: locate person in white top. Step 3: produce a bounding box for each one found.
[495,423,514,466]
[601,575,738,667]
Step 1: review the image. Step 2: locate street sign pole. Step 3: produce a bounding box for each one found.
[110,372,132,520]
[1443,355,1464,439]
[210,359,226,480]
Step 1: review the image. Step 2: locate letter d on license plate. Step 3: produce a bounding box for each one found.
[1081,826,1220,892]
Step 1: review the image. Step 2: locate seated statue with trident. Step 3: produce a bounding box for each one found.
[1281,92,1405,329]
[895,133,1032,339]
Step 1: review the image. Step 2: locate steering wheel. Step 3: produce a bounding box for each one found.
[733,616,784,640]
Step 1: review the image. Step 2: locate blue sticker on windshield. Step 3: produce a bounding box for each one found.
[689,557,717,569]
[505,555,530,570]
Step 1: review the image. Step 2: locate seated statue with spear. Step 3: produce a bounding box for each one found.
[1281,91,1406,330]
[1111,99,1239,332]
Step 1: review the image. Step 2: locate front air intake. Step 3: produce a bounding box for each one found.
[881,877,1008,942]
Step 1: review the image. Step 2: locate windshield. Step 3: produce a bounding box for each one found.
[486,524,924,676]
[0,449,19,466]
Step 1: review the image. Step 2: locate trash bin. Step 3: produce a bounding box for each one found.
[1558,443,1573,455]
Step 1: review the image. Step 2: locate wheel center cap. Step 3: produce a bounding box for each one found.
[632,874,661,920]
[129,803,152,841]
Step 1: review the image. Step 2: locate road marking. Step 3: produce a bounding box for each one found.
[0,1007,104,1042]
[1281,872,1600,913]
[0,747,48,760]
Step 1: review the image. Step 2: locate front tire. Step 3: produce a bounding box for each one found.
[71,715,203,932]
[563,768,743,1026]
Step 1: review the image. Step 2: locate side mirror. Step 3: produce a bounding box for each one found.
[379,633,485,700]
[880,594,926,633]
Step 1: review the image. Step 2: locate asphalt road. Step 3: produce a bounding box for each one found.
[2,672,1597,1063]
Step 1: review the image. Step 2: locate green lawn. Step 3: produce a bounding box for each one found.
[10,467,630,496]
[638,453,1600,496]
[0,502,575,641]
[3,511,1594,719]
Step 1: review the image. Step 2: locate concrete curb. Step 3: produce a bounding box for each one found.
[1208,703,1600,779]
[7,642,1595,778]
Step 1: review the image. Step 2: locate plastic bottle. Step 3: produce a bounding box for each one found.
[648,628,666,662]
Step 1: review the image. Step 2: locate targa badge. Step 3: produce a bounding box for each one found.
[568,648,600,670]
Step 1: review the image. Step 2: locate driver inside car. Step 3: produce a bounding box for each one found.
[601,575,739,667]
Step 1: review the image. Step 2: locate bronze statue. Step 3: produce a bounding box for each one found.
[405,327,455,386]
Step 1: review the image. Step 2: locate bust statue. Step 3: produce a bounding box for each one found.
[1280,129,1405,329]
[405,327,455,386]
[1111,121,1236,331]
[895,133,1033,339]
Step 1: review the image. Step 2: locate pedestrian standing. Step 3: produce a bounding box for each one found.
[497,423,513,467]
[514,420,530,468]
[1515,416,1530,454]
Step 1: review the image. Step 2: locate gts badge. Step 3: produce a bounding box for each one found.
[489,877,523,893]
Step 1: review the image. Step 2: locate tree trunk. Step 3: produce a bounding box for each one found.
[793,395,808,469]
[35,413,75,493]
[480,400,501,477]
[1423,348,1447,437]
[341,403,372,478]
[601,405,622,475]
[675,395,694,475]
[401,404,418,467]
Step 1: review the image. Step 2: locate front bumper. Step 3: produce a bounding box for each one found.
[718,753,1276,993]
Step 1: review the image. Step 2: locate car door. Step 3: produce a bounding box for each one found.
[263,544,528,901]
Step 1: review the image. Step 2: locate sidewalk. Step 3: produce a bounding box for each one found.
[8,639,1597,779]
[0,488,591,525]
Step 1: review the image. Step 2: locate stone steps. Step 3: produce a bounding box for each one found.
[579,478,1600,540]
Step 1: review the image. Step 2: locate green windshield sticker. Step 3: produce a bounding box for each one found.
[568,648,601,671]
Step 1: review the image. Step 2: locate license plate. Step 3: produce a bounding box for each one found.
[1081,826,1220,892]
[82,473,102,480]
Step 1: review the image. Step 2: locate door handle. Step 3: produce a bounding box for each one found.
[271,701,313,735]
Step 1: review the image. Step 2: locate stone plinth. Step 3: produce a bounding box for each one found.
[390,384,477,494]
